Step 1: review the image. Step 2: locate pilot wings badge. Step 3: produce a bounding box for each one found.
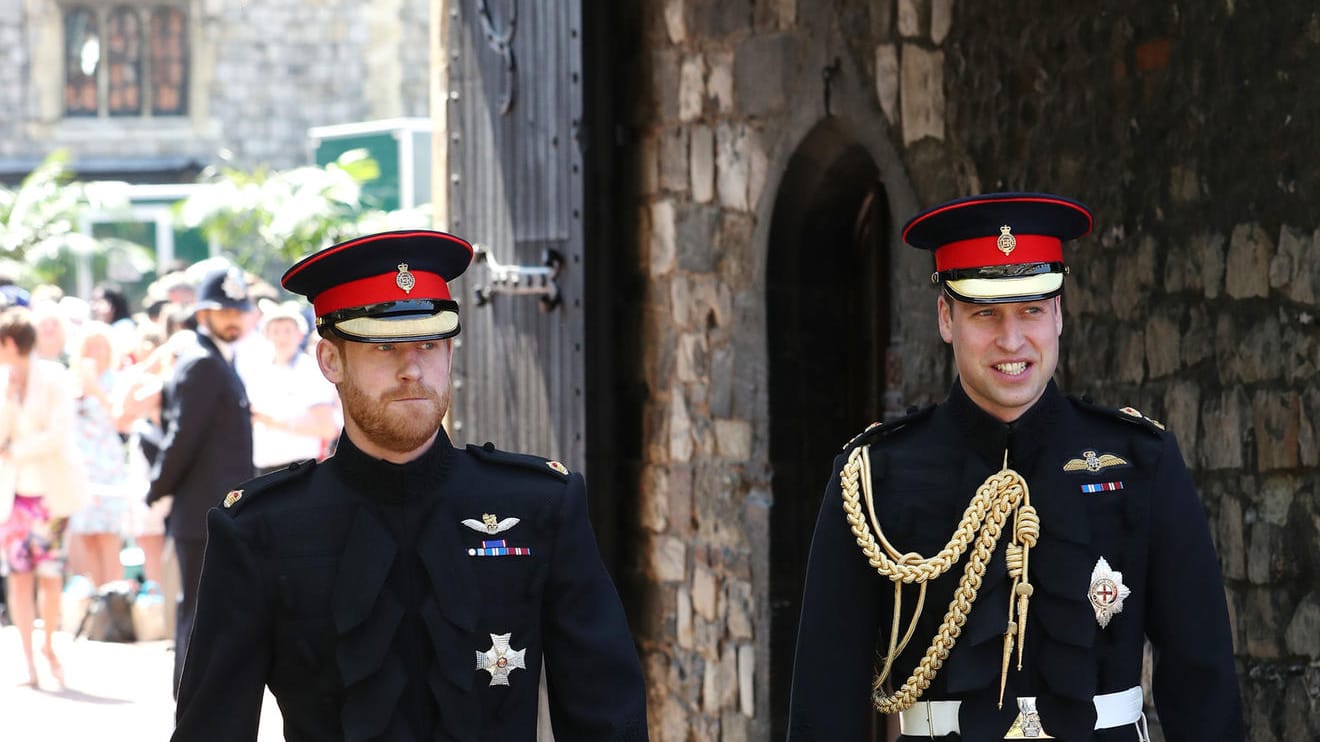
[1063,449,1129,473]
[462,513,520,535]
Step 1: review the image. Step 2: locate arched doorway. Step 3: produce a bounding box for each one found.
[767,120,892,739]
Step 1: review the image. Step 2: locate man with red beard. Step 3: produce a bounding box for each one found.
[147,258,254,693]
[173,231,648,741]
[788,194,1242,740]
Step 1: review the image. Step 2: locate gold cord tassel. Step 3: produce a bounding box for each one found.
[841,444,1038,714]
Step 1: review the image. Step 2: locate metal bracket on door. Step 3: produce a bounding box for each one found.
[471,245,563,311]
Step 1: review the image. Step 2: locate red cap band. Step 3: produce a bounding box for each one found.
[311,270,453,317]
[933,234,1063,272]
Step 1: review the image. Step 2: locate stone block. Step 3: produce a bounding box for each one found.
[1144,312,1181,378]
[669,389,694,462]
[691,124,715,203]
[900,43,944,144]
[717,212,757,287]
[1284,592,1320,658]
[716,122,750,211]
[1252,391,1301,471]
[677,202,720,272]
[1199,388,1245,470]
[686,1,751,38]
[1225,223,1272,299]
[725,579,754,639]
[1243,585,1294,658]
[708,52,735,113]
[897,0,922,37]
[875,44,899,123]
[1163,380,1200,454]
[670,464,695,537]
[1197,232,1227,300]
[670,274,694,328]
[733,34,795,117]
[930,0,953,43]
[1115,327,1146,384]
[677,585,694,648]
[1217,494,1246,581]
[1303,388,1320,468]
[650,199,677,275]
[692,564,719,621]
[1269,224,1304,296]
[709,345,735,418]
[738,643,756,717]
[679,54,706,123]
[1216,311,1283,384]
[1181,305,1212,367]
[659,694,687,742]
[1246,520,1286,585]
[663,0,686,44]
[1111,235,1157,321]
[721,710,749,742]
[660,127,690,193]
[641,465,671,533]
[677,332,710,383]
[746,127,770,212]
[650,534,687,583]
[715,418,753,460]
[650,49,682,123]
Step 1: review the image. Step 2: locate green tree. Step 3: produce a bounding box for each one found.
[174,149,433,281]
[0,150,152,288]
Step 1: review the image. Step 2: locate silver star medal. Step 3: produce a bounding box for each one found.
[476,633,526,686]
[1088,557,1131,628]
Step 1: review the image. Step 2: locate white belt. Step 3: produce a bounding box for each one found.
[898,686,1147,738]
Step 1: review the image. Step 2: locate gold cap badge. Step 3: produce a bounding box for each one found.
[396,263,416,294]
[546,461,568,475]
[997,225,1017,256]
[223,489,244,508]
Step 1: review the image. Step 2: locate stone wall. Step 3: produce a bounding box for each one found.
[2,0,429,171]
[630,0,1317,740]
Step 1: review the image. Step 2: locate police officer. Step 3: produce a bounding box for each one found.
[173,231,648,741]
[787,194,1243,740]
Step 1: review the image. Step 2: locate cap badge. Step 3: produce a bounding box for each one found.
[223,489,244,508]
[221,270,247,301]
[1087,557,1131,628]
[461,513,520,535]
[1062,449,1130,473]
[997,225,1017,256]
[476,633,527,686]
[1004,696,1053,738]
[395,263,416,294]
[546,460,568,475]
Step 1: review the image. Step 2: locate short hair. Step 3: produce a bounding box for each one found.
[0,307,37,356]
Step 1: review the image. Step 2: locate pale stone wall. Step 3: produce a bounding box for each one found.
[1,0,429,171]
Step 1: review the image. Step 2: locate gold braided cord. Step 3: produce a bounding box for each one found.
[839,444,1039,714]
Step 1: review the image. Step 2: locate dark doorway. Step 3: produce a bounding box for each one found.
[767,121,891,740]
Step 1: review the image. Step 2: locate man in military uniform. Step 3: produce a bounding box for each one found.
[173,231,648,740]
[788,194,1243,740]
[146,258,254,692]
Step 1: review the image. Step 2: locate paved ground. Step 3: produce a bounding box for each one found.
[0,625,284,740]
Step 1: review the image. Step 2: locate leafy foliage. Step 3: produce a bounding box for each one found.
[174,149,433,279]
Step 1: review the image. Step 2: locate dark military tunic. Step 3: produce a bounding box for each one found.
[173,428,648,741]
[788,381,1243,741]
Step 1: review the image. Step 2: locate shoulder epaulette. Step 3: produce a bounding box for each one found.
[840,403,936,452]
[220,458,317,515]
[467,441,571,480]
[1069,395,1166,435]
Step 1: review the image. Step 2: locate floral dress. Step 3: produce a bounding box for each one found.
[68,378,131,535]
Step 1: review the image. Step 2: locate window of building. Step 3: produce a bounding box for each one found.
[62,3,188,118]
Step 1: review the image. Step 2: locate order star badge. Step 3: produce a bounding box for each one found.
[476,633,526,686]
[1088,557,1131,628]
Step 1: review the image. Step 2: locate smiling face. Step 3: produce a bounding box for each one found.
[318,336,453,462]
[938,293,1063,423]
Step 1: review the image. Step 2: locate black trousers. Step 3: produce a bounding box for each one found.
[172,536,206,697]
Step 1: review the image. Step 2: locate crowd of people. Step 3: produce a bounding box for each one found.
[0,260,339,690]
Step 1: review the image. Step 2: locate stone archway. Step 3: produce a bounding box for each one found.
[766,118,892,739]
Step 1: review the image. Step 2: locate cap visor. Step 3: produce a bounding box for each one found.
[331,310,460,343]
[944,273,1063,304]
